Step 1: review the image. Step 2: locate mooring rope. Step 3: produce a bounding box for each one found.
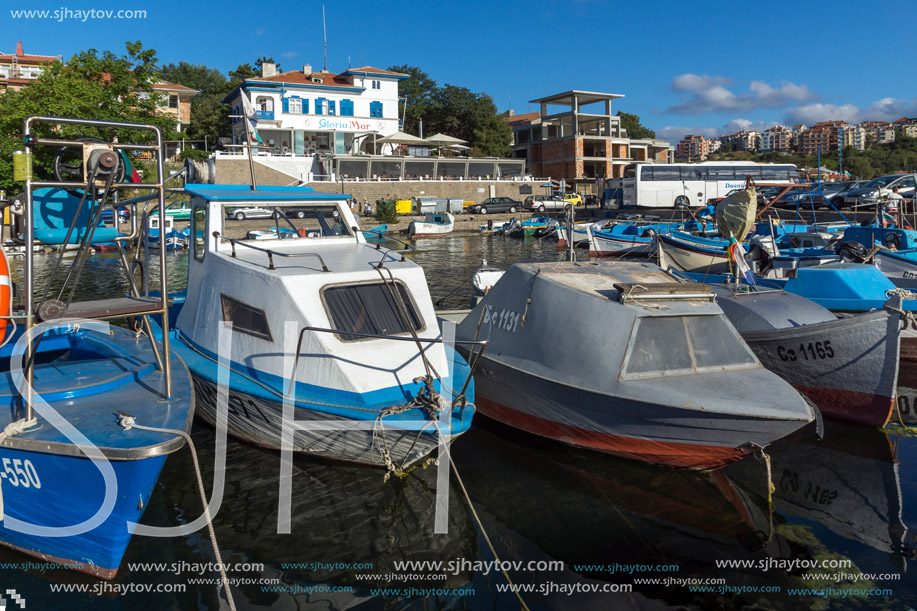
[0,417,39,520]
[117,415,236,611]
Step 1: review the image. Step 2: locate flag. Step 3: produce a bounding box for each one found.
[239,93,264,145]
[729,237,757,286]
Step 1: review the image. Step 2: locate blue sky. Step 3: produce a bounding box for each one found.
[6,0,916,144]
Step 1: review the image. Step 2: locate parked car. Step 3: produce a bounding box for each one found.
[225,206,277,220]
[466,197,521,214]
[771,188,830,209]
[845,173,917,208]
[153,200,192,221]
[555,192,583,207]
[523,195,567,212]
[101,206,130,225]
[824,180,868,208]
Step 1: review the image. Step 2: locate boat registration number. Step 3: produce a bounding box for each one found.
[0,457,41,488]
[483,305,521,333]
[902,271,917,279]
[776,341,834,362]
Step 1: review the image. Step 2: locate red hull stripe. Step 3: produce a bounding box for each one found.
[0,541,117,580]
[476,397,751,470]
[793,385,893,427]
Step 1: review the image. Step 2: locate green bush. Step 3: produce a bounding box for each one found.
[178,148,210,163]
[375,199,397,224]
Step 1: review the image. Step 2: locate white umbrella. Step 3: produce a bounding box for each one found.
[374,131,429,145]
[425,133,467,146]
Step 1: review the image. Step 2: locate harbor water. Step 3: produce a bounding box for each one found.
[6,233,917,610]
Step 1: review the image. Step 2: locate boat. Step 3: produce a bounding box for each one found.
[169,184,479,472]
[0,117,194,579]
[447,261,816,469]
[20,187,120,247]
[691,281,900,427]
[146,214,188,250]
[408,212,454,238]
[361,223,388,242]
[520,217,557,237]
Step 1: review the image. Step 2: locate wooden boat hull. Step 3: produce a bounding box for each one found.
[741,310,899,427]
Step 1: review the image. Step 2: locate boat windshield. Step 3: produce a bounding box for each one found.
[223,204,352,241]
[622,314,758,380]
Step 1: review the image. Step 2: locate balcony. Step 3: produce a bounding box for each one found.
[255,110,274,120]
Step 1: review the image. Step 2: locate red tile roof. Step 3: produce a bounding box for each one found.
[507,112,540,125]
[153,80,197,93]
[345,66,408,77]
[0,41,59,63]
[256,70,357,88]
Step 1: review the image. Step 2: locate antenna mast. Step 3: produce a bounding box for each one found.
[322,5,328,72]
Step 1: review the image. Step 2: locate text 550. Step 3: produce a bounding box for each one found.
[1,458,41,488]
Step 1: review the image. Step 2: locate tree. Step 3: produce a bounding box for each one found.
[160,62,232,144]
[0,41,177,193]
[387,65,437,135]
[617,111,656,139]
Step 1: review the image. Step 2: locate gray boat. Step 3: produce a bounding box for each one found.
[703,283,900,427]
[448,261,816,469]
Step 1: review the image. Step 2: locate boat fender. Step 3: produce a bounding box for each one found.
[298,228,308,238]
[0,249,11,343]
[641,228,657,238]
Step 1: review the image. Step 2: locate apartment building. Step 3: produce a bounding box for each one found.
[720,130,760,152]
[760,126,792,153]
[675,134,711,161]
[796,121,847,154]
[0,41,59,91]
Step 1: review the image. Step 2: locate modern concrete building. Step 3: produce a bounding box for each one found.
[720,130,760,152]
[841,125,866,151]
[796,121,847,154]
[508,90,673,194]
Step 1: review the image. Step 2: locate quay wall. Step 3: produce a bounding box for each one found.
[213,158,548,204]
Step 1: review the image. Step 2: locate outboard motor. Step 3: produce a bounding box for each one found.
[835,240,869,263]
[641,227,657,238]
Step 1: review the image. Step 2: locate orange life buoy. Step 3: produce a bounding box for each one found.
[0,249,11,345]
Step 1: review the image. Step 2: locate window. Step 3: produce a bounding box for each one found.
[370,101,382,118]
[640,166,654,181]
[371,80,381,89]
[169,95,179,109]
[622,315,757,379]
[192,206,206,262]
[328,100,336,115]
[339,99,354,116]
[651,166,681,181]
[706,166,735,179]
[289,97,302,114]
[322,281,423,341]
[0,65,9,78]
[256,96,273,112]
[315,98,326,115]
[221,294,272,341]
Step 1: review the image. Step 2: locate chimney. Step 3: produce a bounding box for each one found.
[261,62,276,78]
[16,41,24,56]
[302,64,312,76]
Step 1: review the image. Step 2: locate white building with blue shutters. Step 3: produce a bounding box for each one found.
[224,62,407,156]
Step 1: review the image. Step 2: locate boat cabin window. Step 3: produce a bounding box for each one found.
[322,281,423,341]
[192,205,206,261]
[622,314,757,379]
[221,294,272,341]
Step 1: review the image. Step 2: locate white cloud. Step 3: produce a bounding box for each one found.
[667,77,818,114]
[783,103,863,125]
[281,51,298,58]
[671,73,732,92]
[657,119,777,144]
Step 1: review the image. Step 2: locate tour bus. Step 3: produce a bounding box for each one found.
[621,161,800,208]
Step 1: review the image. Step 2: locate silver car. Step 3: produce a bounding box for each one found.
[225,206,277,220]
[845,174,916,208]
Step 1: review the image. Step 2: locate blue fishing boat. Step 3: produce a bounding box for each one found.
[167,185,480,474]
[146,214,188,250]
[520,217,557,237]
[362,223,388,242]
[0,117,194,579]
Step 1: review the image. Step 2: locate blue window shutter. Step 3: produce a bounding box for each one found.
[303,98,309,114]
[316,98,325,115]
[282,97,289,113]
[341,100,354,116]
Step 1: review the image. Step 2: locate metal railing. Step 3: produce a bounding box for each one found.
[212,231,331,272]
